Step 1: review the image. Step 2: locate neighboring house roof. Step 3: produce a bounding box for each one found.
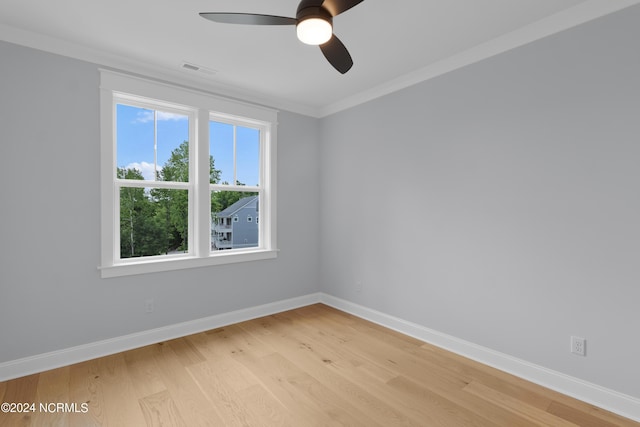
[216,196,258,217]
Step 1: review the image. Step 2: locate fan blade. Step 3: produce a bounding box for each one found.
[199,13,296,26]
[320,35,353,74]
[321,0,364,17]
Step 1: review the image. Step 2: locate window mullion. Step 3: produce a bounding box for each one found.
[154,110,158,180]
[233,125,237,186]
[195,108,211,257]
[115,180,190,190]
[210,184,260,192]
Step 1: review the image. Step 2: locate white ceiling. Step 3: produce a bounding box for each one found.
[1,0,638,116]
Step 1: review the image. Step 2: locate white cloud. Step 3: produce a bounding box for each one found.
[125,161,161,181]
[134,111,154,123]
[158,111,188,121]
[134,111,188,123]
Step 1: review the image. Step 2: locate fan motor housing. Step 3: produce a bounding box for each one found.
[296,6,333,25]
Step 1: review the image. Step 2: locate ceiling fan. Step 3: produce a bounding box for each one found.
[200,0,365,74]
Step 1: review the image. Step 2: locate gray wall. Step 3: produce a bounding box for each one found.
[0,40,321,363]
[320,6,640,398]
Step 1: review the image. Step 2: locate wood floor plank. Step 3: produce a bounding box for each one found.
[1,303,638,426]
[417,343,556,406]
[246,351,383,427]
[227,352,334,426]
[186,361,271,427]
[213,323,277,359]
[235,384,297,427]
[151,342,225,426]
[387,375,505,427]
[166,337,207,367]
[30,366,71,427]
[330,358,440,425]
[138,389,187,427]
[95,353,148,427]
[463,380,579,426]
[68,359,107,427]
[547,400,628,427]
[0,374,39,427]
[122,344,167,400]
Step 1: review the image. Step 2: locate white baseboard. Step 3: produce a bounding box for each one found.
[1,291,638,422]
[0,293,321,383]
[318,293,640,423]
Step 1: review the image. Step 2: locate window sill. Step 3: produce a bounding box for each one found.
[99,249,278,278]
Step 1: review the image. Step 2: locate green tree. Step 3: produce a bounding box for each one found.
[119,168,165,258]
[159,140,220,183]
[155,140,221,251]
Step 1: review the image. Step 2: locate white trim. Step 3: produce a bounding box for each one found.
[101,70,278,123]
[3,1,640,118]
[196,108,212,256]
[0,293,320,383]
[1,291,637,421]
[99,249,278,278]
[318,294,640,423]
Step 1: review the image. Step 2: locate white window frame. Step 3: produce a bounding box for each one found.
[99,70,277,278]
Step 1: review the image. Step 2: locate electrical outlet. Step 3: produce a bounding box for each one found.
[145,299,155,313]
[571,336,586,356]
[356,280,363,292]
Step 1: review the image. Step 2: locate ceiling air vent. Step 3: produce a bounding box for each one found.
[181,62,217,76]
[182,63,200,71]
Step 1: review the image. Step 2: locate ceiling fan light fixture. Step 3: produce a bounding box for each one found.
[296,17,332,45]
[199,0,363,73]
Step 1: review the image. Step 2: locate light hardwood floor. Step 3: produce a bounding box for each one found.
[0,304,637,426]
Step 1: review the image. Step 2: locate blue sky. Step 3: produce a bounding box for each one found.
[209,121,260,186]
[116,104,260,185]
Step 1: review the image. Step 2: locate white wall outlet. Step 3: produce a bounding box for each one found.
[145,298,155,313]
[356,280,363,292]
[571,336,586,356]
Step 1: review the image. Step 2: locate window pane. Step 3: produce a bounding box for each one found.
[210,121,234,185]
[156,111,189,183]
[116,104,189,182]
[236,126,260,186]
[120,187,189,258]
[117,104,154,180]
[211,191,259,251]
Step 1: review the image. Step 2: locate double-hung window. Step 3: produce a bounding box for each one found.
[99,70,277,278]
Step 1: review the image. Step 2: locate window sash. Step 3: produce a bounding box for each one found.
[114,99,194,184]
[115,184,194,262]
